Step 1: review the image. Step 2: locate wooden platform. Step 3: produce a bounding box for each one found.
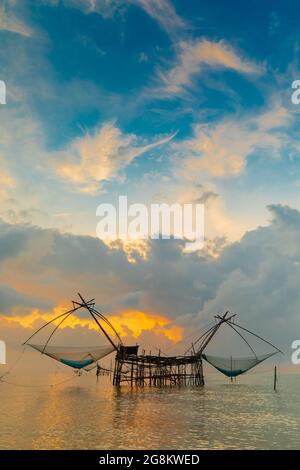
[112,346,204,387]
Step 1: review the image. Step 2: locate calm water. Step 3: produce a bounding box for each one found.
[0,373,300,449]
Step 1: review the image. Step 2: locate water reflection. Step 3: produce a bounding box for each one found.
[0,374,299,449]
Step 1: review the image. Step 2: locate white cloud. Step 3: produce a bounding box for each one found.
[175,103,290,179]
[49,0,185,35]
[0,154,16,202]
[158,39,262,95]
[54,122,175,194]
[130,0,185,36]
[0,7,32,37]
[174,184,251,245]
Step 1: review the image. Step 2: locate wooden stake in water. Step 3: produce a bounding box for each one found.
[273,366,277,391]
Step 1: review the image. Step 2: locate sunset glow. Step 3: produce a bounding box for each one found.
[0,306,183,344]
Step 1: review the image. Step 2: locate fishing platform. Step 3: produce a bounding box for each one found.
[23,294,282,388]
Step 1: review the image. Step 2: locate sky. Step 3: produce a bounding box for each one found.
[1,0,300,372]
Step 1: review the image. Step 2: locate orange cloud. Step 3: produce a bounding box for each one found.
[0,305,183,344]
[160,39,261,94]
[109,310,183,342]
[104,239,150,263]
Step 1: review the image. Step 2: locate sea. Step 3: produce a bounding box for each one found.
[0,371,299,450]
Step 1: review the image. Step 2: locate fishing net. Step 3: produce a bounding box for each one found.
[201,352,277,377]
[28,344,115,370]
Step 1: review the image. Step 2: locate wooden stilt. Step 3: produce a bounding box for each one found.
[112,347,205,388]
[274,365,277,391]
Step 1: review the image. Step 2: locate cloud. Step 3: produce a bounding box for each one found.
[129,0,185,36]
[0,100,51,228]
[53,0,185,36]
[0,205,300,349]
[175,103,290,179]
[138,52,148,63]
[0,154,16,201]
[1,204,300,357]
[194,204,300,353]
[173,183,251,245]
[0,283,49,313]
[0,7,32,37]
[2,306,182,344]
[54,122,175,194]
[158,39,262,95]
[0,219,213,321]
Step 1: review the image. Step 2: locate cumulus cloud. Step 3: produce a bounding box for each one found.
[1,204,300,356]
[175,103,290,178]
[0,283,49,313]
[54,122,175,194]
[158,39,262,95]
[195,205,300,353]
[173,183,250,244]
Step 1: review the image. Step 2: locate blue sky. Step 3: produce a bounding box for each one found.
[0,0,299,243]
[1,1,300,356]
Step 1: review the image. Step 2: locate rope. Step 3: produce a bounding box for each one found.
[0,373,79,389]
[0,345,26,380]
[0,345,80,389]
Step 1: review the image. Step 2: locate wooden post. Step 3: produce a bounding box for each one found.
[149,351,152,387]
[274,366,277,391]
[130,360,134,387]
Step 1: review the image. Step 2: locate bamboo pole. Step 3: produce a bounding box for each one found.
[274,366,277,391]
